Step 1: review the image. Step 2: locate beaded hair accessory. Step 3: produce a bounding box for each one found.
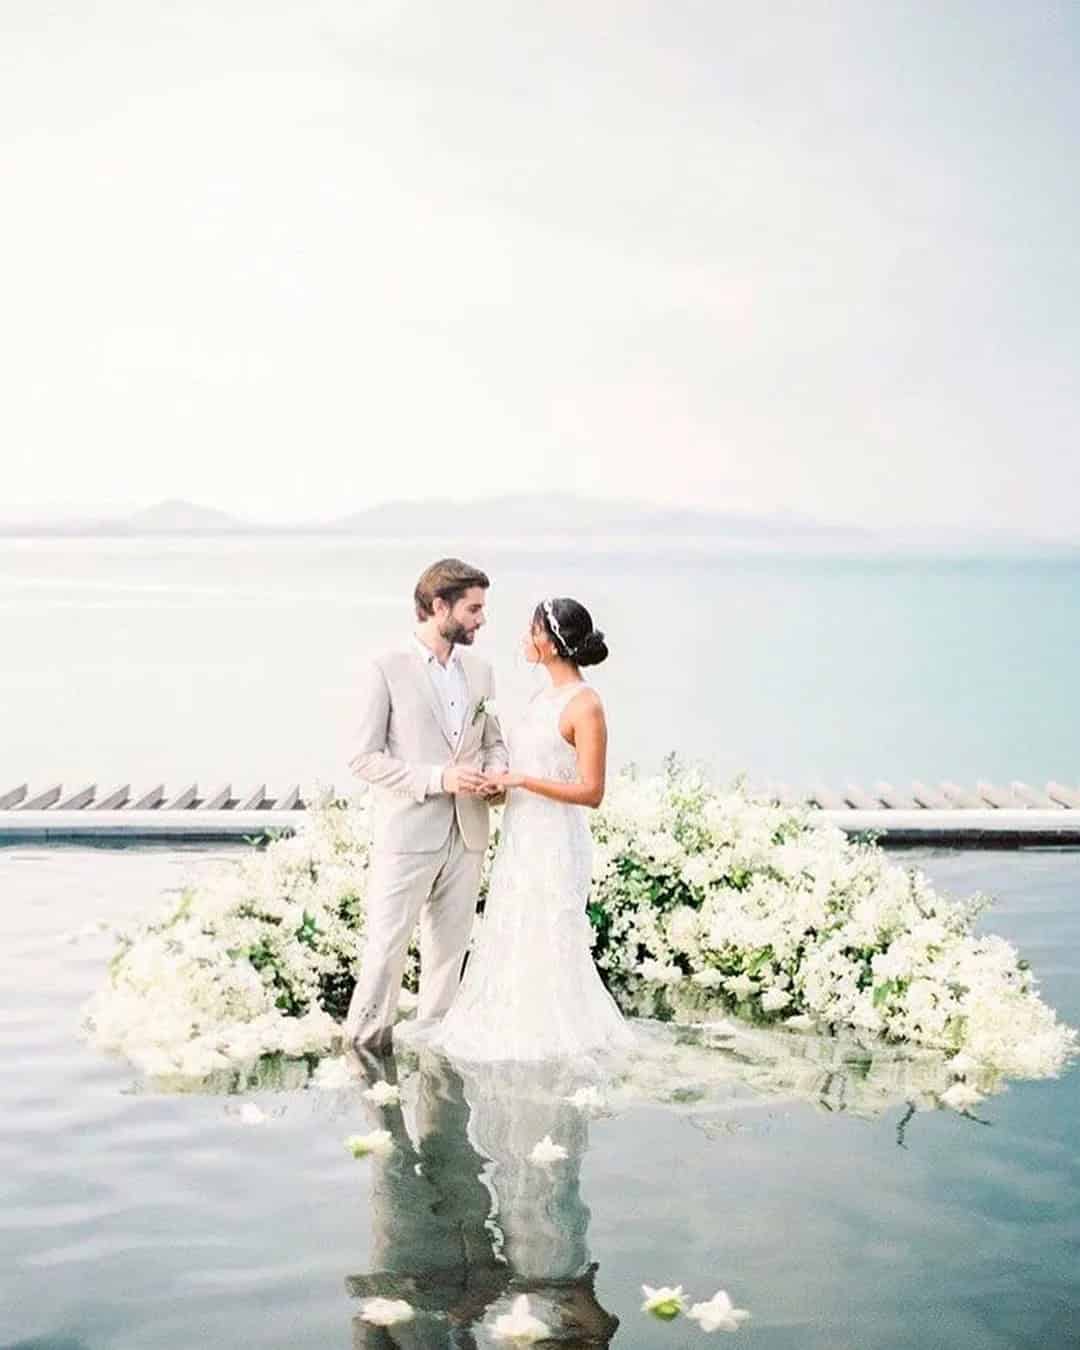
[542,598,573,657]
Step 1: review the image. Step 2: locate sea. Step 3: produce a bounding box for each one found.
[1,534,1078,795]
[2,535,1079,1349]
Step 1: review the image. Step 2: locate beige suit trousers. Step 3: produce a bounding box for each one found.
[344,821,483,1052]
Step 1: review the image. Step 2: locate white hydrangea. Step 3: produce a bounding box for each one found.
[761,987,792,1013]
[638,958,684,986]
[81,769,1077,1101]
[665,905,701,954]
[589,767,1076,1083]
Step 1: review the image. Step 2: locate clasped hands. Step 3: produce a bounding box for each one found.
[442,766,525,798]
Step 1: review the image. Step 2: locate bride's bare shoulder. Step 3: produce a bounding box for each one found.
[563,685,604,718]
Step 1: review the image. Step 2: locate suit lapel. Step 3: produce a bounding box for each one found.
[453,653,475,762]
[411,647,456,750]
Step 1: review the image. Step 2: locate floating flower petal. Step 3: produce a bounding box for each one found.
[688,1289,751,1332]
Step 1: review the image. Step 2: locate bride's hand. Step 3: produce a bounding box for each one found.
[484,771,525,793]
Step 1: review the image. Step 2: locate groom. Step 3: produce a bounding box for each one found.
[343,558,508,1052]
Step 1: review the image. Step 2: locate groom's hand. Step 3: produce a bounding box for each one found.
[441,766,488,796]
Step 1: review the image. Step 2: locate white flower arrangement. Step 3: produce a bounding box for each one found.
[81,788,379,1085]
[588,764,1077,1084]
[80,766,1077,1109]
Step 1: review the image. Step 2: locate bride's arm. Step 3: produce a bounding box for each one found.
[488,694,607,808]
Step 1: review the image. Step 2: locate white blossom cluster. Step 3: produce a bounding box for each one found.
[83,769,1076,1095]
[591,765,1076,1081]
[81,790,404,1082]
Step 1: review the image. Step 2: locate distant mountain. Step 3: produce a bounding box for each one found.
[0,495,1073,554]
[2,492,868,544]
[331,492,603,535]
[0,498,250,536]
[327,493,869,541]
[124,498,246,532]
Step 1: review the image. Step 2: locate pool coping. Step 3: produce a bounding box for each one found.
[2,807,1080,847]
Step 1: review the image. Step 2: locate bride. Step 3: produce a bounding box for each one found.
[397,596,633,1068]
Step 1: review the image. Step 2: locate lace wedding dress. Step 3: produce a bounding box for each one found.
[399,681,633,1071]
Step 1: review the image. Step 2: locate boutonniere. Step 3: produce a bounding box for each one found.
[472,696,498,725]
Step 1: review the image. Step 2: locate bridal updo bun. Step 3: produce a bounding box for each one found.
[574,629,609,668]
[533,597,609,667]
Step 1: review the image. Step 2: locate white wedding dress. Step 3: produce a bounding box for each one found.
[398,681,633,1071]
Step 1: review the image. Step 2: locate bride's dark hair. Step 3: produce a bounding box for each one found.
[532,598,609,668]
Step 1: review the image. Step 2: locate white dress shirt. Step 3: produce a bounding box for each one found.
[413,635,469,797]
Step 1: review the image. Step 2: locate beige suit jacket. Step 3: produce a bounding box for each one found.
[349,645,509,853]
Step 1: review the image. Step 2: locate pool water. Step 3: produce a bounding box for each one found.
[1,845,1077,1349]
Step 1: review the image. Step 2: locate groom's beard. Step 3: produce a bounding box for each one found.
[440,618,475,647]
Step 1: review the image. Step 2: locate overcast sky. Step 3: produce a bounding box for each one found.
[2,1,1078,533]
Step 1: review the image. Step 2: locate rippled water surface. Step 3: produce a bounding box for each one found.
[2,845,1078,1349]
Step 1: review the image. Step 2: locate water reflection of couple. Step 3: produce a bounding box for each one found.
[346,1051,618,1349]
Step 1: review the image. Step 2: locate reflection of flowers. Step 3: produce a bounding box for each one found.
[358,1297,414,1326]
[611,1017,1000,1125]
[688,1290,751,1333]
[492,1294,551,1343]
[565,1085,607,1115]
[528,1134,569,1166]
[311,1056,356,1090]
[238,1102,267,1125]
[109,990,1034,1129]
[642,1285,686,1320]
[345,1129,394,1159]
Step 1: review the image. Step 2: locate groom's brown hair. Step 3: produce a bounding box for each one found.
[414,558,490,619]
